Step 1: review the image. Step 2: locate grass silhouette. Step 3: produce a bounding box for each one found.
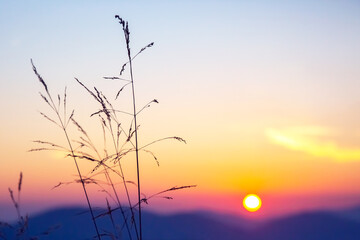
[1,173,61,239]
[27,16,195,240]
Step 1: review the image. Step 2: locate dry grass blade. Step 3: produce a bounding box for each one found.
[141,149,159,166]
[101,118,107,144]
[111,149,133,165]
[114,41,154,76]
[173,136,186,144]
[31,59,48,93]
[69,154,98,163]
[72,140,89,150]
[57,94,61,110]
[71,148,94,158]
[140,136,186,150]
[93,87,111,121]
[101,93,119,128]
[121,63,128,76]
[8,188,17,209]
[65,109,75,128]
[39,92,53,109]
[52,178,106,189]
[101,92,114,110]
[116,41,154,77]
[8,183,21,222]
[116,123,121,149]
[132,185,197,208]
[103,76,130,82]
[64,87,67,123]
[131,42,154,62]
[115,82,131,100]
[95,207,118,219]
[91,159,118,175]
[32,140,68,151]
[162,196,173,200]
[139,42,154,53]
[51,182,65,190]
[79,136,98,154]
[75,77,99,102]
[69,152,120,176]
[18,172,23,192]
[28,148,60,152]
[51,177,110,190]
[39,112,61,128]
[136,99,159,116]
[71,117,89,138]
[90,110,103,117]
[114,15,125,27]
[112,109,133,116]
[160,185,197,194]
[126,125,140,142]
[106,198,119,239]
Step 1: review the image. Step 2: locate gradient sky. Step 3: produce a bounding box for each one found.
[1,0,360,221]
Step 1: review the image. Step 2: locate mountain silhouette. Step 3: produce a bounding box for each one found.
[1,207,360,239]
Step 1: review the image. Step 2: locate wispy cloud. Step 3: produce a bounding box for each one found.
[266,126,360,162]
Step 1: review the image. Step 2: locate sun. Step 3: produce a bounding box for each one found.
[243,194,262,212]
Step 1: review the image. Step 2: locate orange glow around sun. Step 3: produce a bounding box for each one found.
[243,194,262,212]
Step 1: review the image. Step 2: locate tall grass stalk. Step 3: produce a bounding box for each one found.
[114,15,143,240]
[30,16,196,240]
[106,108,139,240]
[30,60,102,240]
[2,173,61,239]
[73,78,136,240]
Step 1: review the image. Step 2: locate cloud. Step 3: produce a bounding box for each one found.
[266,126,360,162]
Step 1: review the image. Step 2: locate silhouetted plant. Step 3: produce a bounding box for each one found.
[30,60,102,239]
[30,16,196,240]
[0,173,60,240]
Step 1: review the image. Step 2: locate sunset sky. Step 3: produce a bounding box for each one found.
[1,1,360,221]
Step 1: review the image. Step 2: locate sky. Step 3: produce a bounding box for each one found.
[1,0,360,221]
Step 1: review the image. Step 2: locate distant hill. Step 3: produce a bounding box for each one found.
[1,207,360,240]
[248,211,360,240]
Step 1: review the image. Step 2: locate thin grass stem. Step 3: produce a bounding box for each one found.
[31,60,102,240]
